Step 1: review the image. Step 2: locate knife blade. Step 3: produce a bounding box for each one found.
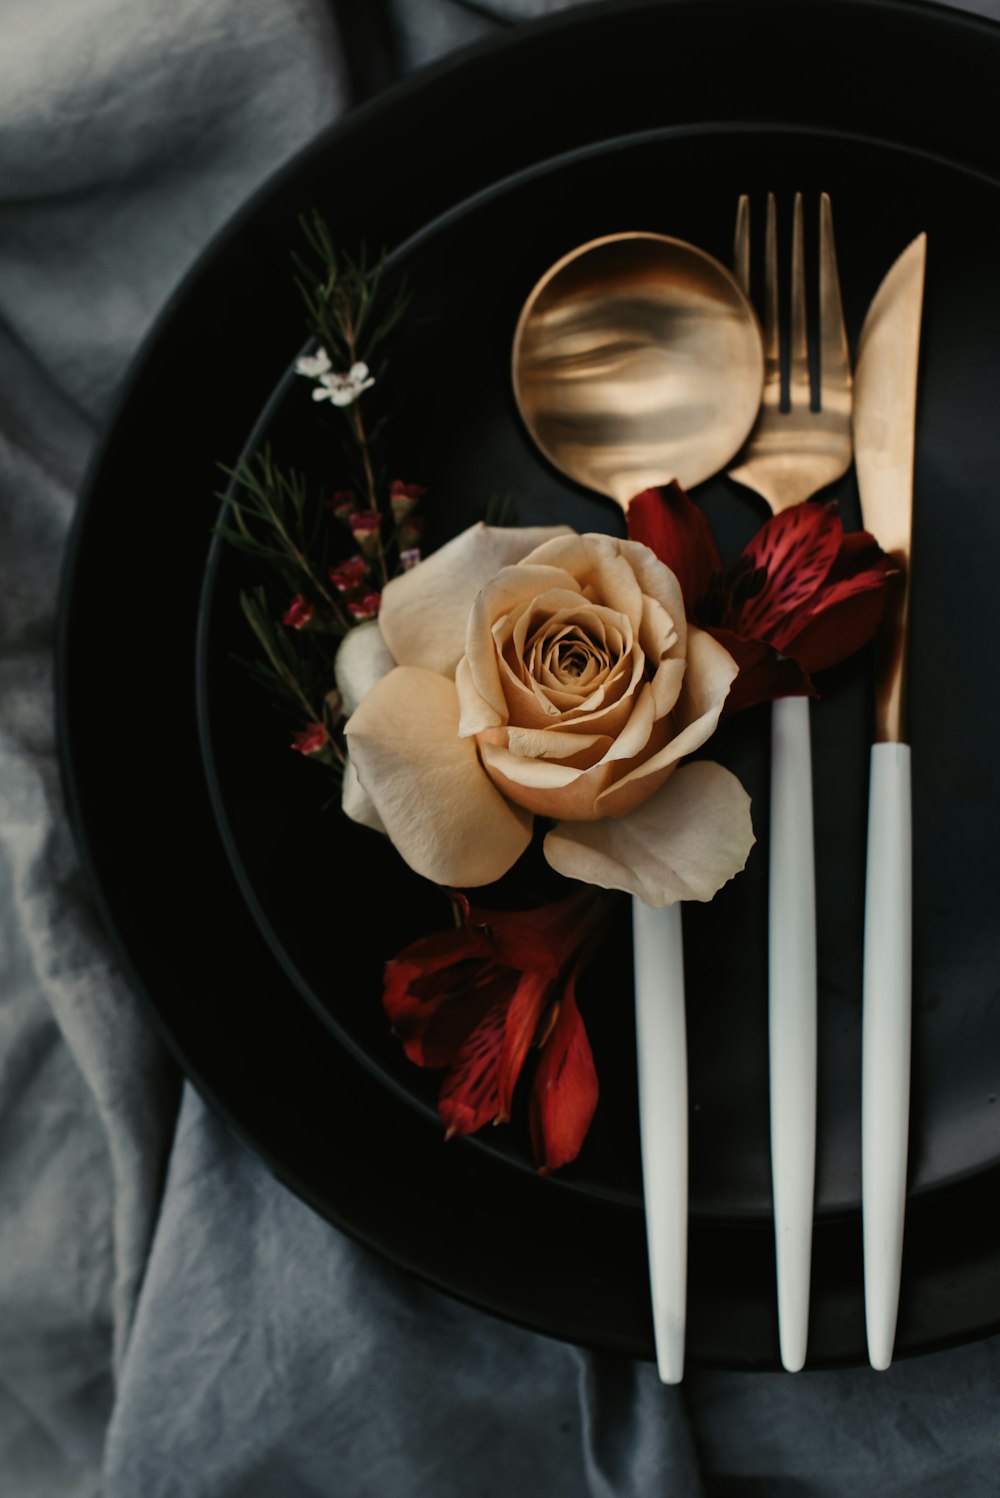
[852,232,926,1371]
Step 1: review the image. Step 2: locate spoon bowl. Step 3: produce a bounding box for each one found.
[512,232,764,507]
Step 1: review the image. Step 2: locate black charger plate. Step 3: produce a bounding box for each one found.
[59,0,1000,1368]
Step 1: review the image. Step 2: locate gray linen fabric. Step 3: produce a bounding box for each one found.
[3,2,1000,1496]
[0,3,345,1493]
[103,1087,701,1498]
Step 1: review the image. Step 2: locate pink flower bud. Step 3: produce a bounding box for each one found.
[347,592,382,621]
[291,723,328,756]
[327,490,357,521]
[350,511,382,558]
[328,555,369,592]
[282,594,315,630]
[389,480,426,522]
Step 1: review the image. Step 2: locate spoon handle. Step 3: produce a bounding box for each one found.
[768,694,817,1372]
[632,897,687,1384]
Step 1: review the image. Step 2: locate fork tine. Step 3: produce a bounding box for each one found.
[762,193,781,409]
[734,195,750,296]
[818,193,852,405]
[789,192,810,410]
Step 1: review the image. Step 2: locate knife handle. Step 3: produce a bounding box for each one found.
[862,741,912,1372]
[632,897,687,1385]
[768,694,817,1373]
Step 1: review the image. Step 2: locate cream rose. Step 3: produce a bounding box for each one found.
[337,523,754,906]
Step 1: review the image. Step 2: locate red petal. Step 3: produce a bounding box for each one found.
[385,924,492,997]
[707,627,815,716]
[726,502,843,643]
[529,980,599,1173]
[468,887,609,978]
[829,527,887,572]
[767,525,896,669]
[399,964,517,1069]
[384,926,505,1067]
[625,483,723,614]
[778,584,890,677]
[496,970,554,1121]
[438,1001,509,1137]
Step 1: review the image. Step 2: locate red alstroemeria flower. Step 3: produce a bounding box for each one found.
[628,483,896,714]
[384,887,614,1173]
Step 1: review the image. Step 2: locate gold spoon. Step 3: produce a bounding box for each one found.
[512,232,763,1384]
[513,231,764,505]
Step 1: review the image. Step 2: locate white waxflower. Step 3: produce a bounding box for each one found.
[295,346,333,380]
[312,361,375,407]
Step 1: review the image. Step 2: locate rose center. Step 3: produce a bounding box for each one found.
[542,625,608,686]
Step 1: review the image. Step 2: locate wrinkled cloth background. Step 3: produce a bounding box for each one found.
[3,1,1000,1494]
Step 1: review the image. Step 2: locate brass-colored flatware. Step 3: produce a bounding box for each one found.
[853,232,927,1372]
[728,193,853,1374]
[513,232,764,510]
[513,232,763,1385]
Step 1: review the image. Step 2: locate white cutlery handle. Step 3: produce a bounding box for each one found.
[632,897,686,1385]
[862,741,912,1372]
[768,694,817,1373]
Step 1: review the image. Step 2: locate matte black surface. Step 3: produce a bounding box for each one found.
[58,0,1000,1367]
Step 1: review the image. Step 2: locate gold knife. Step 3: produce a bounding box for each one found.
[852,232,927,1372]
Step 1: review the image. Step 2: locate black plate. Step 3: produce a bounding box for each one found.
[58,0,1000,1368]
[200,122,1000,1223]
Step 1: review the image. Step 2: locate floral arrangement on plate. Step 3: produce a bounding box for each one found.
[220,216,894,1174]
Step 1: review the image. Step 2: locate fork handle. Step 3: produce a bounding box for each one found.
[633,897,686,1384]
[768,694,817,1373]
[862,742,912,1371]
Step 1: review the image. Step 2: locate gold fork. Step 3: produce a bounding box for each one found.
[729,193,853,1372]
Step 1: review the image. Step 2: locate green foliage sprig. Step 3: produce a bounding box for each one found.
[216,215,422,780]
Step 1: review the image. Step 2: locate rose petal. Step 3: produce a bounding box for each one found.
[639,591,681,668]
[615,537,688,660]
[378,523,571,679]
[600,682,656,764]
[335,619,396,717]
[480,728,675,821]
[346,666,533,886]
[479,738,582,792]
[504,726,610,763]
[594,627,736,816]
[529,979,599,1173]
[468,571,585,719]
[455,655,504,738]
[648,656,687,719]
[516,533,646,637]
[543,760,755,906]
[341,756,387,834]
